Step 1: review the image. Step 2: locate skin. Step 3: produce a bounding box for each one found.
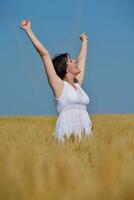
[20,19,88,97]
[64,56,81,90]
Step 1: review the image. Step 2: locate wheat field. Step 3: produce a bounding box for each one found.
[0,114,134,200]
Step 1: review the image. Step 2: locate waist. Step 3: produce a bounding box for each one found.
[60,104,87,113]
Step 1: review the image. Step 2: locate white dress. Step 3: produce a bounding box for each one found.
[53,81,93,143]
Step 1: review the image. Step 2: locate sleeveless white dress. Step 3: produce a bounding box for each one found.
[53,81,93,143]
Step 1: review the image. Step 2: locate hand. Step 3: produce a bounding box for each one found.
[80,32,88,41]
[20,19,32,32]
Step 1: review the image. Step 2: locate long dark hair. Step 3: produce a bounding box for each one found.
[52,53,78,83]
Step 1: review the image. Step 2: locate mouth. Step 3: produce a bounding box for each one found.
[76,66,81,72]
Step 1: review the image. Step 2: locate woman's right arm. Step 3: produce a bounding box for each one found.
[20,19,62,89]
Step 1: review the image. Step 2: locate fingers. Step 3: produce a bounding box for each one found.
[80,32,88,41]
[20,19,29,27]
[80,32,87,37]
[23,19,28,26]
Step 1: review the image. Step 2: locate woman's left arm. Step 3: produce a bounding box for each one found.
[76,33,88,85]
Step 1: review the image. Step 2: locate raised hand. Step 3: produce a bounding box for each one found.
[80,32,88,41]
[20,19,32,32]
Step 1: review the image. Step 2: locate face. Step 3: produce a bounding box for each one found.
[66,55,81,75]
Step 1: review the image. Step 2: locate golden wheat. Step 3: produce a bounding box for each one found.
[0,114,134,200]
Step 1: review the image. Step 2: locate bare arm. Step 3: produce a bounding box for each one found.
[76,33,88,85]
[20,19,62,89]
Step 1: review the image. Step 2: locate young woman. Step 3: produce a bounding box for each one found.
[20,19,93,143]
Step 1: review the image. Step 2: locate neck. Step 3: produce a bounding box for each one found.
[64,74,77,90]
[64,74,75,86]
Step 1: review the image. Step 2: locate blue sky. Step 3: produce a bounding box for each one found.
[0,0,134,115]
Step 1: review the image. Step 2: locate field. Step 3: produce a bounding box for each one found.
[0,114,134,200]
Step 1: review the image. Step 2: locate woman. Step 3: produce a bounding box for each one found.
[20,19,93,143]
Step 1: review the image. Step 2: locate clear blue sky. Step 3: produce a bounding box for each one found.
[0,0,134,115]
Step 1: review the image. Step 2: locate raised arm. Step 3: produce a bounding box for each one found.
[76,33,88,85]
[20,19,62,90]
